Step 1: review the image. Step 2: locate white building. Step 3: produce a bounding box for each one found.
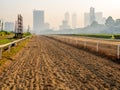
[4,22,14,31]
[33,10,44,34]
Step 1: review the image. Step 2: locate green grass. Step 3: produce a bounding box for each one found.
[0,39,15,45]
[0,38,30,66]
[23,32,32,37]
[0,31,13,36]
[0,31,32,45]
[75,34,120,39]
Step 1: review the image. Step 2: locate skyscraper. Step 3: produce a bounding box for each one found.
[72,13,77,29]
[59,20,70,30]
[90,7,95,25]
[59,12,71,30]
[84,7,105,27]
[33,10,44,34]
[64,12,69,25]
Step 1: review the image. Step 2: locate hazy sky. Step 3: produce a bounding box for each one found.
[0,0,120,29]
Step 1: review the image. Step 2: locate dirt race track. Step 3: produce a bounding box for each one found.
[0,36,120,90]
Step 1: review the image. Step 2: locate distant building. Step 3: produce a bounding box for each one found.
[72,13,77,29]
[59,20,70,30]
[64,12,70,25]
[95,12,105,24]
[33,10,44,34]
[84,7,106,27]
[90,7,95,25]
[4,22,14,31]
[59,12,71,30]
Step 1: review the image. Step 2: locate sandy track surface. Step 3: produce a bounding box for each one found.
[0,36,120,90]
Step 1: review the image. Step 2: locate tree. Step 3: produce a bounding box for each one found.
[105,16,115,27]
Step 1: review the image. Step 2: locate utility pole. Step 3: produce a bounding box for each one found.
[0,20,4,31]
[1,22,3,31]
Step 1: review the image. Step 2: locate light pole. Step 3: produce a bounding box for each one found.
[0,20,4,31]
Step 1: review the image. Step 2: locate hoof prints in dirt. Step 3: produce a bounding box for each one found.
[0,36,120,90]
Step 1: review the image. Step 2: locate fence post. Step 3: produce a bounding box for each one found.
[84,41,86,48]
[96,41,99,52]
[8,44,11,52]
[117,44,120,59]
[15,43,17,46]
[0,48,2,59]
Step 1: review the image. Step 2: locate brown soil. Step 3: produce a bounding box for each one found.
[0,36,120,90]
[50,35,120,60]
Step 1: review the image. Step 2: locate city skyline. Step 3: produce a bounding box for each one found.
[84,8,106,27]
[0,0,120,29]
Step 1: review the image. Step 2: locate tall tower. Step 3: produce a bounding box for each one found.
[15,14,23,38]
[90,7,95,25]
[17,14,23,33]
[64,12,69,25]
[33,10,44,34]
[72,13,77,29]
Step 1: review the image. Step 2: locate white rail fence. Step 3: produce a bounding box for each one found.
[48,36,120,60]
[0,36,31,59]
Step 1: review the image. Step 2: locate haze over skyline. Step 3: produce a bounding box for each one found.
[0,0,120,29]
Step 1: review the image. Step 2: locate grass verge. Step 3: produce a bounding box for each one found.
[0,38,16,45]
[0,38,30,66]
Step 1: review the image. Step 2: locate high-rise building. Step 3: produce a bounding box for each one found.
[90,7,95,25]
[33,10,44,34]
[72,13,77,29]
[4,22,14,31]
[84,7,106,27]
[59,20,70,30]
[64,12,70,25]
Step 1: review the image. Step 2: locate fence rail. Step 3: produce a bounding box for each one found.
[0,36,31,59]
[47,35,120,60]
